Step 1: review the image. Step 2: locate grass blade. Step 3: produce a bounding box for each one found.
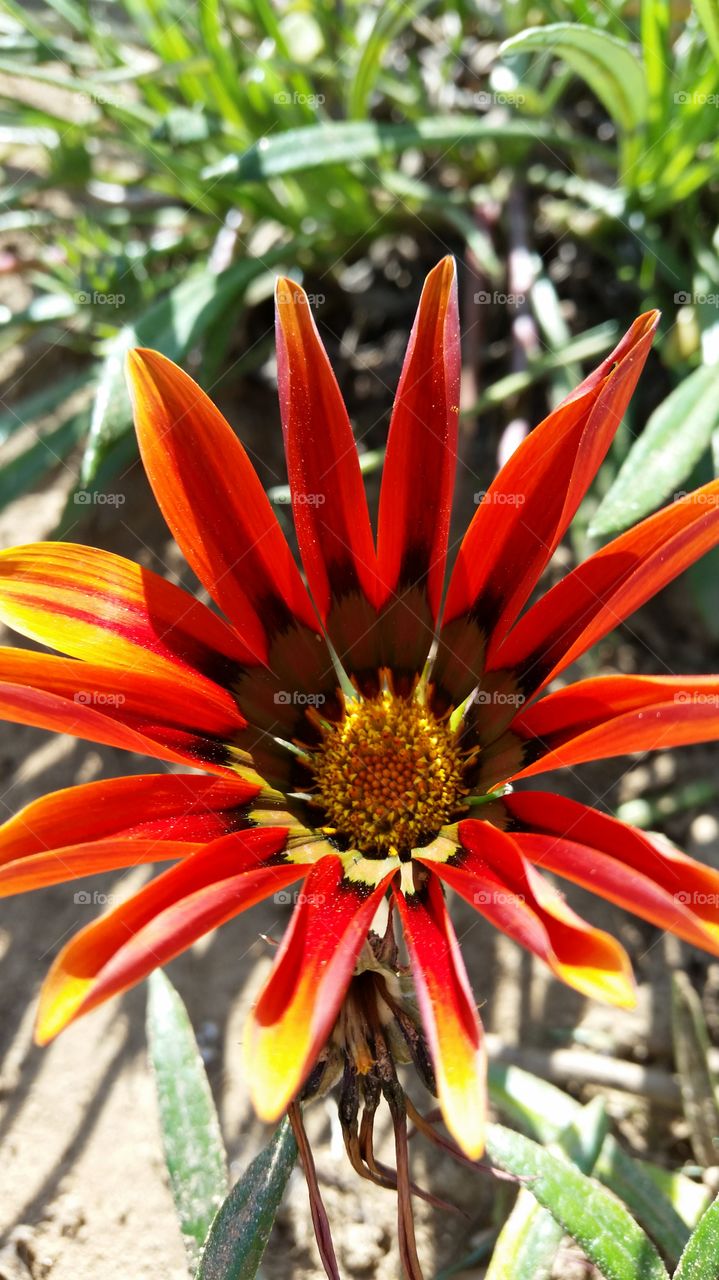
[203,117,601,183]
[502,24,648,136]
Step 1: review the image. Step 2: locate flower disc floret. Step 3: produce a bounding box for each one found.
[311,691,467,857]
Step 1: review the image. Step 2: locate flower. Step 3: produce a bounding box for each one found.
[1,258,719,1209]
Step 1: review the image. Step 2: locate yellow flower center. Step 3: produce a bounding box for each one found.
[310,691,467,858]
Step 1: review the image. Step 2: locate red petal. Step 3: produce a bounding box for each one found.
[244,855,394,1121]
[126,349,324,667]
[432,312,659,707]
[275,277,382,681]
[0,681,187,768]
[36,827,296,1042]
[377,257,460,685]
[0,840,191,897]
[491,481,719,697]
[394,874,486,1158]
[422,821,635,1007]
[505,790,719,955]
[0,648,248,772]
[509,675,719,779]
[0,773,264,894]
[0,542,250,690]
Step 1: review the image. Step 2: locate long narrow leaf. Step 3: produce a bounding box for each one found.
[590,364,719,535]
[489,1063,690,1263]
[197,1118,298,1280]
[501,24,648,134]
[693,0,719,66]
[487,1097,607,1280]
[203,117,603,183]
[671,972,719,1168]
[486,1123,669,1280]
[674,1194,719,1280]
[147,971,229,1262]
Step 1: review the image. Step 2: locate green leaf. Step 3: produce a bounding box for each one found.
[486,1192,562,1280]
[147,971,228,1261]
[80,248,292,485]
[202,117,599,183]
[594,1137,690,1264]
[589,364,719,535]
[638,1160,711,1233]
[0,372,90,446]
[0,410,88,512]
[197,1117,298,1280]
[674,1194,719,1280]
[486,1098,607,1280]
[641,0,670,133]
[489,1061,576,1143]
[486,1123,670,1280]
[489,1061,691,1264]
[464,322,618,415]
[671,971,719,1168]
[348,0,433,119]
[501,24,648,134]
[693,0,719,66]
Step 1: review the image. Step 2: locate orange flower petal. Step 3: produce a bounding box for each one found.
[425,822,636,1008]
[510,676,719,779]
[244,856,394,1122]
[0,542,249,689]
[126,349,324,670]
[377,256,460,685]
[36,827,295,1043]
[432,311,659,708]
[505,790,719,955]
[492,482,719,697]
[0,773,264,895]
[394,875,486,1159]
[275,277,382,683]
[0,647,247,772]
